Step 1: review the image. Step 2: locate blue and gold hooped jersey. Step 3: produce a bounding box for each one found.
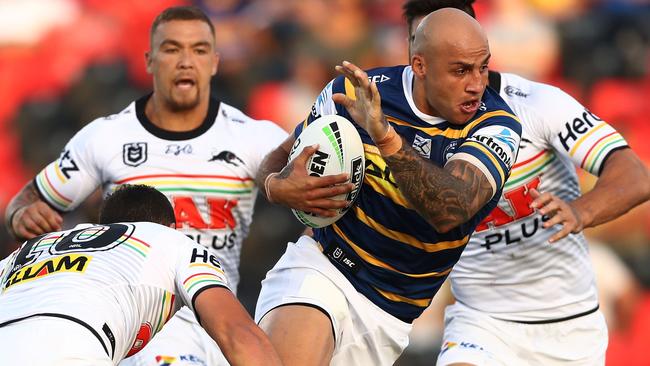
[294,65,521,323]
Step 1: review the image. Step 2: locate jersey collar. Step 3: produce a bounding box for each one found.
[135,94,221,141]
[402,66,446,126]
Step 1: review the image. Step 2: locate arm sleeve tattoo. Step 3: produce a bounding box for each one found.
[384,137,494,232]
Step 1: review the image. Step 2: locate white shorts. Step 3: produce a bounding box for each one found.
[0,315,113,365]
[120,308,228,366]
[254,235,412,366]
[436,302,608,366]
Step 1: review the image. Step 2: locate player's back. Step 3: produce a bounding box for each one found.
[0,221,201,360]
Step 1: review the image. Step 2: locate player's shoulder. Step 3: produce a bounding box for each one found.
[364,65,405,85]
[482,85,514,113]
[131,222,194,248]
[331,65,405,92]
[499,72,575,110]
[75,101,139,140]
[217,101,287,137]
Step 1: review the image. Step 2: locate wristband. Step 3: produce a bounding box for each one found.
[375,124,402,157]
[264,173,279,203]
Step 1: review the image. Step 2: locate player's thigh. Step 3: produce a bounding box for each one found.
[260,303,335,366]
[437,304,512,366]
[526,309,608,366]
[256,236,410,365]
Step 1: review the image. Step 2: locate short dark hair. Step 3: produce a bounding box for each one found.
[150,6,215,44]
[99,185,176,226]
[403,0,476,37]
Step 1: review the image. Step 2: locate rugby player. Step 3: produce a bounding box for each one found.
[402,1,650,365]
[0,185,281,365]
[254,9,522,365]
[3,6,299,365]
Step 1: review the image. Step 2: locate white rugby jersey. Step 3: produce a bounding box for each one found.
[0,222,230,362]
[33,96,287,292]
[450,72,628,321]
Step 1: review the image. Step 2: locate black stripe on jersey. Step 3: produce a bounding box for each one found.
[0,312,113,358]
[135,94,221,141]
[191,284,230,325]
[32,177,66,214]
[597,145,629,176]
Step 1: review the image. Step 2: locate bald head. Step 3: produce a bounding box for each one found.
[411,8,487,58]
[409,8,491,125]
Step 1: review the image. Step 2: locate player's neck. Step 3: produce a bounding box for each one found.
[145,95,210,132]
[412,79,439,117]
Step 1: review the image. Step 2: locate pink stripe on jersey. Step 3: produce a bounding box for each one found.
[128,236,151,248]
[115,174,253,184]
[183,272,218,285]
[580,131,617,168]
[513,150,547,169]
[42,169,73,206]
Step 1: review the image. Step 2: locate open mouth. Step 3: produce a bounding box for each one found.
[460,100,479,114]
[174,78,196,90]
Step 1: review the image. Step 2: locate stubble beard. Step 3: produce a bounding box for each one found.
[167,89,202,112]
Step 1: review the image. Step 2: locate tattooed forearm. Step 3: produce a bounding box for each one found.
[256,147,289,197]
[4,181,40,230]
[384,140,494,232]
[255,137,294,198]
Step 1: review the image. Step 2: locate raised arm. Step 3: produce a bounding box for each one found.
[194,287,283,366]
[5,181,62,241]
[333,61,498,233]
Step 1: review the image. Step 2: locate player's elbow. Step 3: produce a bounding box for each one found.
[429,219,463,234]
[220,323,279,365]
[640,168,650,202]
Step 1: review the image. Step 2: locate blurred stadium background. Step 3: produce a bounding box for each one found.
[0,0,649,364]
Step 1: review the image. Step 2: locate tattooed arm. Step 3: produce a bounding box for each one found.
[332,60,500,233]
[255,135,353,217]
[385,140,494,233]
[5,181,63,241]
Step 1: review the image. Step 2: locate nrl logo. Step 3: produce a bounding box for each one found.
[123,142,148,167]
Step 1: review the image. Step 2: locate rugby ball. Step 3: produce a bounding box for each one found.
[288,115,365,228]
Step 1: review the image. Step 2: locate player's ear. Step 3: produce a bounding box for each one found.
[211,51,219,76]
[145,51,153,74]
[411,54,425,78]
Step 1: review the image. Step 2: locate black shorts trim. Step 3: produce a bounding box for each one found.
[499,305,600,325]
[258,302,336,343]
[0,313,113,357]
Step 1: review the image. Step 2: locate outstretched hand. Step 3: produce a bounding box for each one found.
[530,188,584,243]
[332,61,389,142]
[267,144,355,217]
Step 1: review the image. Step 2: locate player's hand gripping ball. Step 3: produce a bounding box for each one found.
[288,115,365,228]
